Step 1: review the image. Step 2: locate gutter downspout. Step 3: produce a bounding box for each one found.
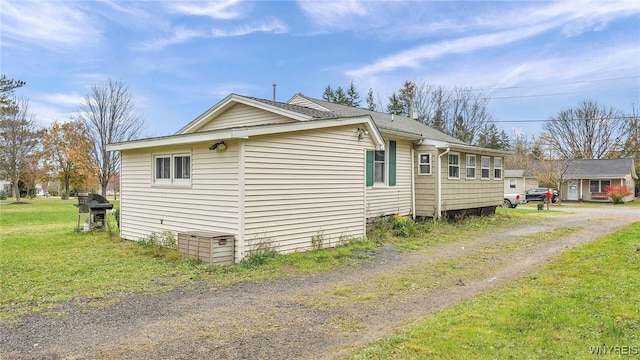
[411,148,416,220]
[436,147,450,220]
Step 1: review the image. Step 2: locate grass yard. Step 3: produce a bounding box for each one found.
[0,197,537,320]
[347,222,640,359]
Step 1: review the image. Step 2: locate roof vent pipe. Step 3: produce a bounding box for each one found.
[272,83,276,101]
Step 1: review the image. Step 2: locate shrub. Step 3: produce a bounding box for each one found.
[0,190,6,200]
[604,185,632,204]
[390,214,417,237]
[113,209,120,228]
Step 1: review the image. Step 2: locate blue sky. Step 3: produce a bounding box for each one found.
[2,0,639,139]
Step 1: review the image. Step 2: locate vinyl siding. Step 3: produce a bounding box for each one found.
[365,139,413,218]
[119,142,240,246]
[198,103,295,132]
[243,125,373,254]
[440,152,503,211]
[414,146,502,216]
[414,144,437,217]
[564,178,630,202]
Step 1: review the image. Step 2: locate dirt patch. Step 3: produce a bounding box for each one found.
[1,206,638,359]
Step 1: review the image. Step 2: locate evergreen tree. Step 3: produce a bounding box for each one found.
[366,88,377,111]
[452,115,472,143]
[346,82,361,107]
[387,93,404,115]
[322,85,335,103]
[333,87,348,105]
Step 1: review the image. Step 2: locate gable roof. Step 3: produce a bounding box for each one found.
[565,158,637,179]
[516,158,637,180]
[504,169,525,178]
[176,94,339,134]
[108,93,385,151]
[109,93,510,155]
[288,95,466,144]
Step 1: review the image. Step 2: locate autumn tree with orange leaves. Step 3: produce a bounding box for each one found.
[41,121,94,199]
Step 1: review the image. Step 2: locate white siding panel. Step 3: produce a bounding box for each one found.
[198,103,295,132]
[119,142,240,246]
[243,125,372,254]
[365,139,413,218]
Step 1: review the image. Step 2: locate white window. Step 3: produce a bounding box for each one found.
[494,157,502,179]
[418,153,431,175]
[481,156,490,179]
[155,156,171,181]
[590,180,610,192]
[174,156,191,180]
[374,150,385,183]
[153,153,191,185]
[466,155,476,179]
[448,153,459,179]
[509,178,517,189]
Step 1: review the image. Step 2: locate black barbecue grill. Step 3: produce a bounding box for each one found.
[75,193,114,231]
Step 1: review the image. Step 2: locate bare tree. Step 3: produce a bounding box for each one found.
[621,97,639,159]
[543,99,626,160]
[77,79,144,197]
[505,131,544,169]
[392,80,493,144]
[0,97,42,202]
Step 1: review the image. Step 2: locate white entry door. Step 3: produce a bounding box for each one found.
[567,180,578,200]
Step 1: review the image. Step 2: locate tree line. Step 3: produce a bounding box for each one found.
[0,75,143,203]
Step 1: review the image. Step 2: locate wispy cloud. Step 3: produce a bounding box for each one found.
[347,22,560,78]
[164,0,245,20]
[297,0,370,27]
[346,1,640,78]
[137,20,287,51]
[138,27,206,51]
[0,0,101,49]
[210,20,287,37]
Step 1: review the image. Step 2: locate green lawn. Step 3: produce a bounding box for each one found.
[347,222,640,359]
[0,197,536,320]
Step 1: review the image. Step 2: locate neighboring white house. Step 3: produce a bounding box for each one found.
[107,94,510,262]
[503,169,538,194]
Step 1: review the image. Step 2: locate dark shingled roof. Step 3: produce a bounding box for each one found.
[565,158,636,179]
[519,158,636,179]
[243,96,340,120]
[292,95,466,144]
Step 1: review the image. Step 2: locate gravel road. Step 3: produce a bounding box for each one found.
[1,206,638,359]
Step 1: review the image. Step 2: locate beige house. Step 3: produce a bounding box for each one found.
[562,158,637,202]
[503,169,538,194]
[108,94,509,262]
[506,159,637,203]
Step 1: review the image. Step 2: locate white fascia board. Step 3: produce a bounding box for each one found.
[107,116,382,152]
[421,139,512,156]
[176,94,312,135]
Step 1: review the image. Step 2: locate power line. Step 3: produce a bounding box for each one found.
[490,87,639,100]
[490,116,638,123]
[435,76,640,93]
